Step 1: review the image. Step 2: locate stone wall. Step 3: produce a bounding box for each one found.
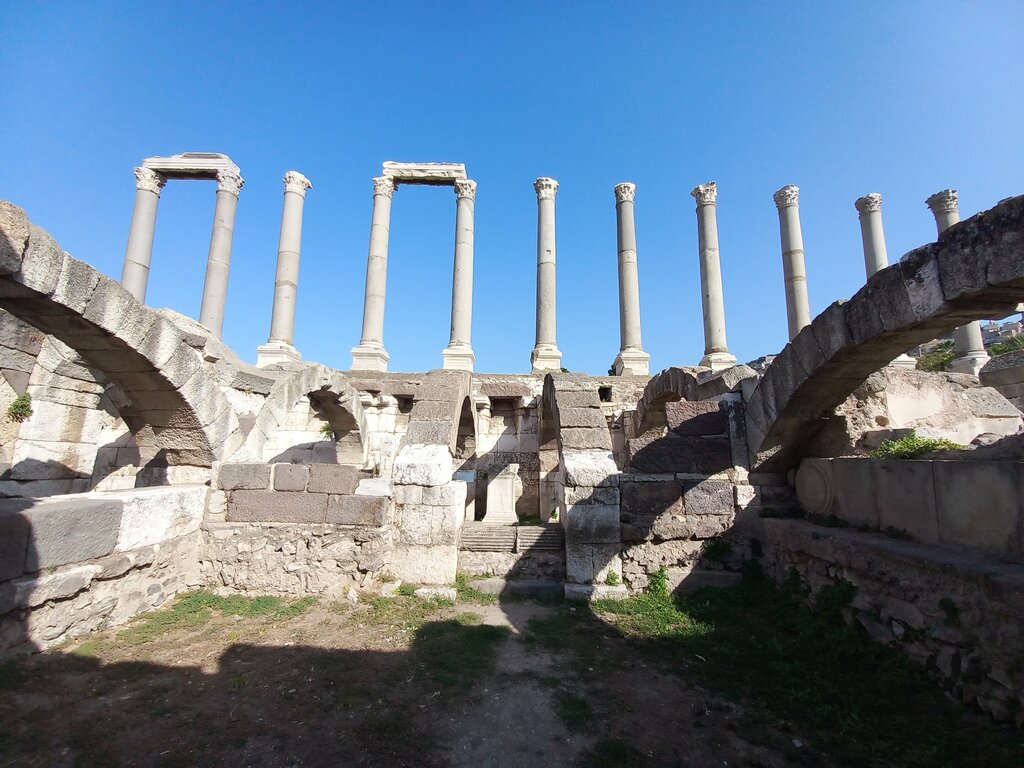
[981,349,1024,412]
[759,518,1024,725]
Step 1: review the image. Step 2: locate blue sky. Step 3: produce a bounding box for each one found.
[1,3,1022,374]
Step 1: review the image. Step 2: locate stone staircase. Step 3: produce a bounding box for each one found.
[459,523,566,593]
[460,522,564,553]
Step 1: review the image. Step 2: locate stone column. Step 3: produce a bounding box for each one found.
[531,177,562,373]
[351,176,395,371]
[198,169,244,337]
[443,179,477,371]
[257,171,313,368]
[611,182,651,376]
[927,189,989,375]
[856,193,916,368]
[121,167,166,302]
[692,181,737,371]
[773,185,812,340]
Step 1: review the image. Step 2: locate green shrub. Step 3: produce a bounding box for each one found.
[6,393,32,423]
[319,422,334,438]
[869,429,964,459]
[647,567,668,598]
[700,538,732,561]
[605,571,621,587]
[987,334,1024,357]
[915,340,954,372]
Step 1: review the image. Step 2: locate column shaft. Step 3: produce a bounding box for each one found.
[443,180,477,371]
[351,177,395,371]
[268,175,311,345]
[531,178,562,372]
[774,185,811,340]
[616,190,642,350]
[692,183,733,367]
[199,170,243,336]
[855,194,888,277]
[121,168,165,302]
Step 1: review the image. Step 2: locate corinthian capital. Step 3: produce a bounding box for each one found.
[534,177,559,200]
[217,170,244,196]
[926,189,958,215]
[283,171,313,196]
[372,176,395,199]
[691,181,717,206]
[855,193,882,215]
[773,184,800,209]
[614,182,636,203]
[134,167,166,195]
[454,179,477,200]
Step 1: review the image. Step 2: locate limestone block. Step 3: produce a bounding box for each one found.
[12,564,100,609]
[272,463,309,492]
[0,201,30,274]
[934,461,1020,558]
[558,407,607,429]
[392,443,453,487]
[404,421,452,445]
[326,495,390,526]
[0,507,30,581]
[21,497,122,572]
[355,478,393,496]
[665,401,727,436]
[564,583,628,601]
[51,255,101,314]
[111,486,207,551]
[565,504,620,544]
[389,544,458,584]
[422,483,462,506]
[560,427,613,451]
[394,484,423,505]
[682,479,733,517]
[562,450,619,487]
[564,485,619,505]
[553,390,601,408]
[218,463,271,491]
[227,490,326,523]
[565,543,620,584]
[830,458,880,529]
[794,459,833,516]
[873,461,939,544]
[306,464,359,495]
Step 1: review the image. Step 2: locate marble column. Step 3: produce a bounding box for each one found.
[257,171,313,368]
[692,181,736,371]
[611,182,651,376]
[443,179,477,371]
[351,176,395,371]
[121,167,166,302]
[198,169,244,337]
[531,177,562,373]
[927,189,989,375]
[773,184,811,340]
[856,193,916,368]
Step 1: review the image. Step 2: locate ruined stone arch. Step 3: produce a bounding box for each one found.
[0,202,242,469]
[635,365,756,434]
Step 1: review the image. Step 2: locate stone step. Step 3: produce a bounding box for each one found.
[467,577,564,599]
[460,523,564,553]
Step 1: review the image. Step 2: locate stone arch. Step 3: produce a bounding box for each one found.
[635,365,756,434]
[747,194,1024,472]
[0,202,242,469]
[454,395,477,470]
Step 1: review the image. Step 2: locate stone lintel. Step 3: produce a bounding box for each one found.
[142,152,241,180]
[382,161,468,185]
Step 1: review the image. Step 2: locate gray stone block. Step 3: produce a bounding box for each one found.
[326,494,389,526]
[830,458,880,528]
[565,543,619,584]
[665,400,726,436]
[560,427,612,451]
[0,505,30,581]
[404,421,453,445]
[565,504,620,544]
[682,479,733,517]
[934,461,1020,559]
[272,463,309,492]
[307,464,359,495]
[226,490,326,523]
[22,498,122,572]
[558,407,607,429]
[873,460,939,544]
[218,463,271,491]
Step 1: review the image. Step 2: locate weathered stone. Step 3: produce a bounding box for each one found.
[326,495,390,526]
[562,450,619,487]
[563,485,619,505]
[565,505,620,544]
[934,461,1020,558]
[665,401,726,436]
[404,421,452,445]
[392,443,453,487]
[218,463,271,491]
[560,426,612,451]
[873,460,939,543]
[558,407,607,429]
[0,201,30,274]
[272,463,309,492]
[15,564,101,608]
[355,478,393,497]
[681,479,733,517]
[0,506,30,581]
[306,464,359,495]
[112,485,207,551]
[227,490,326,523]
[565,543,620,584]
[21,497,122,572]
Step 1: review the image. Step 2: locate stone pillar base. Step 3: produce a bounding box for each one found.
[886,353,918,370]
[949,352,990,377]
[530,345,562,374]
[442,343,475,372]
[350,343,389,372]
[698,351,737,372]
[613,348,651,376]
[256,341,301,368]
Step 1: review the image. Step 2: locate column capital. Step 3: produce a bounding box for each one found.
[372,176,396,199]
[691,181,717,206]
[217,169,245,197]
[773,184,800,209]
[534,177,559,200]
[855,193,882,215]
[134,167,166,195]
[283,170,313,196]
[454,179,477,200]
[614,182,636,203]
[926,189,958,215]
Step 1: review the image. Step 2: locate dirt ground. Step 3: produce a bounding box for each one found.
[0,592,813,768]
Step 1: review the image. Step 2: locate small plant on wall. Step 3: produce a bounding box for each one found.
[319,422,334,440]
[6,393,32,423]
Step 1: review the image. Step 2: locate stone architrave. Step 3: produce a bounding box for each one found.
[258,171,313,367]
[927,189,989,376]
[855,193,915,368]
[773,184,811,341]
[442,179,477,371]
[611,183,651,376]
[692,181,736,371]
[531,177,563,373]
[121,168,167,302]
[351,176,396,371]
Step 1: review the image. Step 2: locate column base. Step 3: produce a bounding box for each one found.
[442,343,475,371]
[256,341,302,368]
[948,352,990,377]
[530,345,562,374]
[612,348,651,376]
[350,343,389,372]
[698,351,736,372]
[886,353,918,370]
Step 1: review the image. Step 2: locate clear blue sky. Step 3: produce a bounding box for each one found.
[2,3,1022,374]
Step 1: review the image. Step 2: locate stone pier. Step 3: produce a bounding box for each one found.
[927,189,989,375]
[611,183,650,376]
[351,176,395,371]
[121,167,166,302]
[692,181,736,371]
[855,193,915,368]
[257,171,313,368]
[773,184,811,341]
[531,177,562,373]
[442,179,477,371]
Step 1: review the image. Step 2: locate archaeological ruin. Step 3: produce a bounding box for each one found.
[1,154,1023,726]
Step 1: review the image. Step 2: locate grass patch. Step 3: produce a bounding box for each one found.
[553,690,592,731]
[455,571,499,604]
[412,619,510,692]
[869,428,965,459]
[362,594,453,632]
[595,569,1024,768]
